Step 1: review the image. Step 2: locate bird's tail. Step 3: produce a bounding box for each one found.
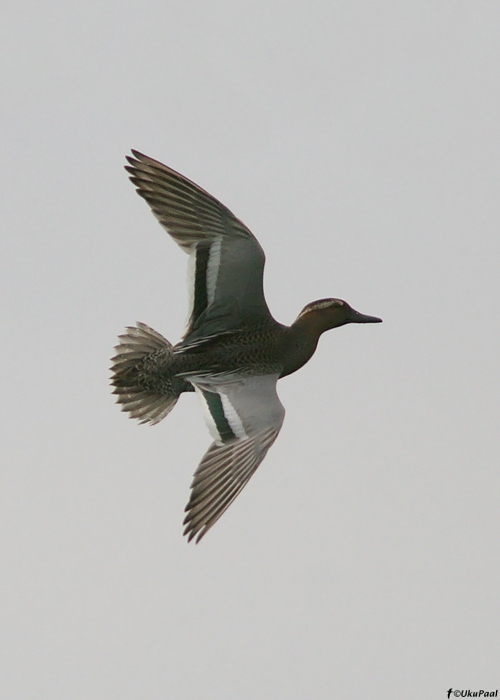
[110,322,180,425]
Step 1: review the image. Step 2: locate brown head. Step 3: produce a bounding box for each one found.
[279,299,382,378]
[293,298,382,337]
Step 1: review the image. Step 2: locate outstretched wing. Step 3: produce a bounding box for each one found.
[126,151,272,342]
[184,374,285,542]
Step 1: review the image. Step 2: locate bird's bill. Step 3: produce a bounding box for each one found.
[349,309,383,324]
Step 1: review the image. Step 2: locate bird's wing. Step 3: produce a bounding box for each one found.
[126,151,272,342]
[183,373,285,542]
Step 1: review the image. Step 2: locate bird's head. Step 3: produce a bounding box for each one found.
[293,298,382,335]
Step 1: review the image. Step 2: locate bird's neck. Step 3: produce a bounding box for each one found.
[279,322,323,378]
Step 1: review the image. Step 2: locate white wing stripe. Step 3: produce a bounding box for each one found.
[193,386,226,444]
[192,385,248,444]
[186,249,196,326]
[220,393,248,440]
[206,238,222,305]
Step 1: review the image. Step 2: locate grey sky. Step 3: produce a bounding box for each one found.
[2,1,499,698]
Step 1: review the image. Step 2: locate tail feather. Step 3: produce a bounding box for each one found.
[111,322,180,425]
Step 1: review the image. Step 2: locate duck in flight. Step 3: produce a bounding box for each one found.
[111,151,382,543]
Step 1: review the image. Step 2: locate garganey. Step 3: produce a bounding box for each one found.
[111,151,382,542]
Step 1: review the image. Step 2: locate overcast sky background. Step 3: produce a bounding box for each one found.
[2,2,499,698]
